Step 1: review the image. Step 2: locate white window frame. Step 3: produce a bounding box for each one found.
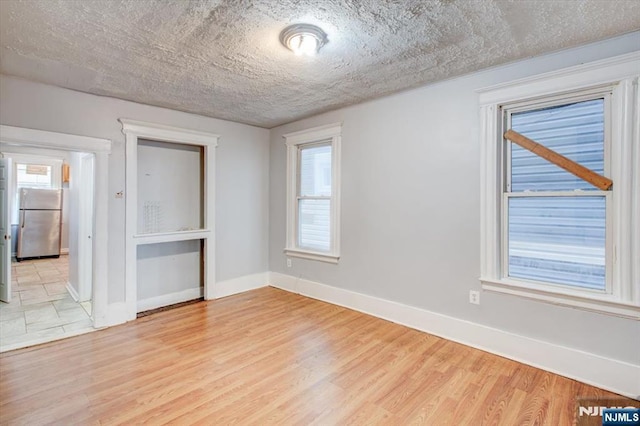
[284,123,341,263]
[478,52,639,319]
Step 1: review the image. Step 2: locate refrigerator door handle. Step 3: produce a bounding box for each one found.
[21,210,25,228]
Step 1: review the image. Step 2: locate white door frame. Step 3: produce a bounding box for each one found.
[0,157,12,303]
[0,125,111,327]
[77,153,95,302]
[120,119,217,320]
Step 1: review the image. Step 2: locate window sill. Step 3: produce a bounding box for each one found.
[133,229,211,245]
[284,248,339,264]
[480,277,640,319]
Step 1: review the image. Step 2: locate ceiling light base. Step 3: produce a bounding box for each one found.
[280,24,328,56]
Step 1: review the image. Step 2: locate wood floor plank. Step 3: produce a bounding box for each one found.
[0,287,636,425]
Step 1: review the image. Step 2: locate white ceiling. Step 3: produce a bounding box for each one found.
[1,1,639,128]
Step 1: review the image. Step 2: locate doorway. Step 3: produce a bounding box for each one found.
[0,124,111,351]
[0,149,94,351]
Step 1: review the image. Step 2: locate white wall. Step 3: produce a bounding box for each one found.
[269,33,640,367]
[0,76,271,306]
[137,240,201,303]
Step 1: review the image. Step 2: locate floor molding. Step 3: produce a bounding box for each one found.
[137,288,203,313]
[268,271,640,399]
[137,297,203,317]
[213,272,268,299]
[65,281,80,302]
[105,272,269,327]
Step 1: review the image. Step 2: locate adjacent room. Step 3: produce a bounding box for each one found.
[0,1,638,424]
[0,149,95,351]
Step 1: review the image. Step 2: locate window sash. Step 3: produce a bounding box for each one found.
[295,141,333,253]
[501,191,612,293]
[297,197,331,252]
[296,140,334,197]
[501,92,613,294]
[297,141,332,195]
[503,91,612,194]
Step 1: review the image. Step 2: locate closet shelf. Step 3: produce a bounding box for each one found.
[133,229,211,245]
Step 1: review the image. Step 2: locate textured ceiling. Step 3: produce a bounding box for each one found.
[1,1,639,128]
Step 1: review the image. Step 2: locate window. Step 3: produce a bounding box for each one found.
[284,123,341,263]
[479,53,639,318]
[10,158,62,225]
[504,96,610,292]
[298,143,332,252]
[16,163,54,189]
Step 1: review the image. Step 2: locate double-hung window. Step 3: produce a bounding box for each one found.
[284,123,341,263]
[479,53,639,318]
[504,95,610,291]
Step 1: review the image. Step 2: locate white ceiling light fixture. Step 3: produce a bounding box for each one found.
[280,24,328,56]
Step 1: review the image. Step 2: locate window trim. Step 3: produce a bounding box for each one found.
[284,123,341,263]
[478,52,640,319]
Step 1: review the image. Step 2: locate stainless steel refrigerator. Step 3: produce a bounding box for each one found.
[17,188,63,261]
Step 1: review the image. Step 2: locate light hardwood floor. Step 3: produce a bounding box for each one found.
[0,287,635,425]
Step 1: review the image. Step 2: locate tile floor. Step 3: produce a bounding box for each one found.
[0,255,94,352]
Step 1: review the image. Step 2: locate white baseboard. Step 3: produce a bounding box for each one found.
[269,271,640,399]
[213,272,268,299]
[65,281,79,302]
[103,273,268,327]
[137,287,203,313]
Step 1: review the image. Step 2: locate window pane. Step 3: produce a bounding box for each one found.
[16,163,53,189]
[508,196,605,290]
[298,199,330,252]
[511,98,604,192]
[300,144,332,196]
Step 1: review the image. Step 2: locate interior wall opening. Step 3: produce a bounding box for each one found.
[0,147,96,351]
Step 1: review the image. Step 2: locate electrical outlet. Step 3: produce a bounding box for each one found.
[469,290,480,305]
[286,258,292,268]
